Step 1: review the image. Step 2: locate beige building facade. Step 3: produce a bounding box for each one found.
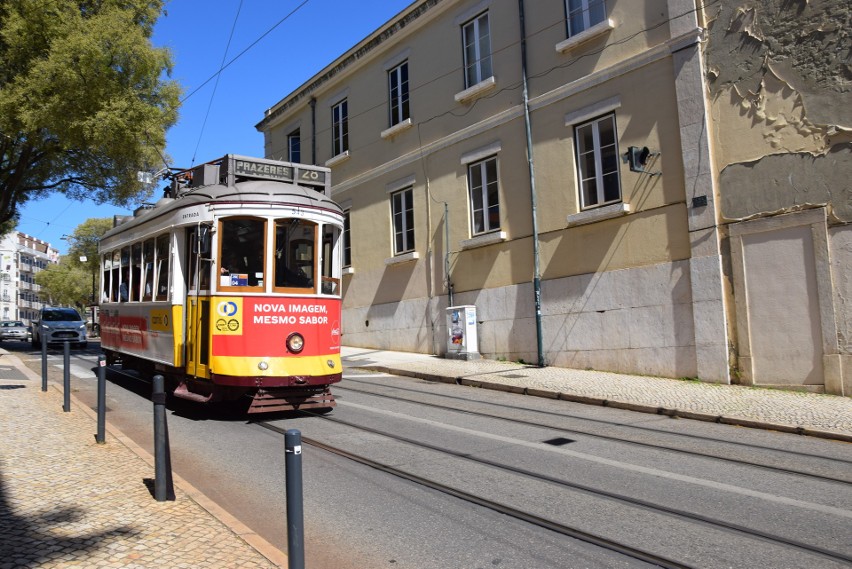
[257,0,851,395]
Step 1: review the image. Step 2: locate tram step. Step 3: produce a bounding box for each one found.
[173,382,214,404]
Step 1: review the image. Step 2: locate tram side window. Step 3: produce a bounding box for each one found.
[321,224,341,295]
[274,219,315,290]
[119,247,130,302]
[187,228,212,291]
[155,233,170,301]
[143,239,155,301]
[219,218,265,289]
[102,254,112,302]
[131,243,143,301]
[110,251,121,302]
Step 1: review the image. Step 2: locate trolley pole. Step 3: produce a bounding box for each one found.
[152,375,175,501]
[285,429,305,569]
[40,337,47,392]
[63,341,71,412]
[96,355,107,444]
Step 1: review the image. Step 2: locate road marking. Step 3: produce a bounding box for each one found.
[52,364,95,379]
[339,400,852,519]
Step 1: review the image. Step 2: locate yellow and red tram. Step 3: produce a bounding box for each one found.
[98,155,343,413]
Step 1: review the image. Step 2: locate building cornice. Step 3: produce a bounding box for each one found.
[256,0,448,132]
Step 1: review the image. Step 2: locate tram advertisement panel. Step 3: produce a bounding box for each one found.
[212,296,341,356]
[100,305,179,365]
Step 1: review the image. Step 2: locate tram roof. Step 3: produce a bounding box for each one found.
[101,178,343,242]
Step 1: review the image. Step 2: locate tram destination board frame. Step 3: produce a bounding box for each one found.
[224,154,330,194]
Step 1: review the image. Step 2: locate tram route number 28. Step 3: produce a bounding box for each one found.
[299,169,324,182]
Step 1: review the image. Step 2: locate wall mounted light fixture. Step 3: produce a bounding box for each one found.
[626,146,661,175]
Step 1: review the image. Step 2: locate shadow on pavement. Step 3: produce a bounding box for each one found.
[0,469,140,567]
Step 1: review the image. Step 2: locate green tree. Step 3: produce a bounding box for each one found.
[35,256,91,309]
[35,217,113,308]
[0,0,181,224]
[0,214,18,238]
[64,217,113,276]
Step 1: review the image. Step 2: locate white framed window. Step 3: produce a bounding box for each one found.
[575,114,621,210]
[462,12,492,89]
[391,187,415,255]
[332,99,349,157]
[566,0,607,37]
[468,156,500,235]
[388,61,409,127]
[288,129,300,163]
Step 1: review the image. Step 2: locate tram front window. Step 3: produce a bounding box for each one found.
[219,218,265,288]
[275,219,315,290]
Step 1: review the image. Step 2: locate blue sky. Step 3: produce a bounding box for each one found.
[17,0,413,253]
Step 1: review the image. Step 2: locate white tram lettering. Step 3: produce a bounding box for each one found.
[256,304,288,313]
[254,315,297,325]
[299,316,327,325]
[289,304,327,314]
[254,303,327,314]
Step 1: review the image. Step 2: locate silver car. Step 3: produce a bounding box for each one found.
[32,307,88,349]
[0,320,30,342]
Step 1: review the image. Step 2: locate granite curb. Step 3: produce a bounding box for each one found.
[356,364,852,444]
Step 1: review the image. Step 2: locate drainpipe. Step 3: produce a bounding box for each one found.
[309,97,317,165]
[518,0,545,367]
[445,202,453,307]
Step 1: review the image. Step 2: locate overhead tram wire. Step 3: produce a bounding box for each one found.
[179,0,312,105]
[190,0,245,168]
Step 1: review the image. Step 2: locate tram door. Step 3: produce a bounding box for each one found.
[185,227,211,379]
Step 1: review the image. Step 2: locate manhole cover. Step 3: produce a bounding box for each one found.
[500,374,526,379]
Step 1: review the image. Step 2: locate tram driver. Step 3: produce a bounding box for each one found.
[219,218,265,287]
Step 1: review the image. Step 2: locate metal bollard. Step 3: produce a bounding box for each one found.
[63,341,71,412]
[40,336,47,392]
[152,375,175,501]
[96,355,107,444]
[285,429,305,569]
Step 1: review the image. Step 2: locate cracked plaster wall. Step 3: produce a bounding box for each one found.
[703,0,851,222]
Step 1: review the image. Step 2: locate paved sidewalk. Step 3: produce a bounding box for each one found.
[0,350,285,569]
[341,346,852,442]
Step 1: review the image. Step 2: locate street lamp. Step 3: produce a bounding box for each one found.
[79,255,96,336]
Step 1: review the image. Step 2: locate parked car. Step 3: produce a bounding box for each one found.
[32,307,88,349]
[0,320,30,342]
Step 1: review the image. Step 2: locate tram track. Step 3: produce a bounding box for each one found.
[257,414,852,568]
[256,419,691,569]
[336,377,852,485]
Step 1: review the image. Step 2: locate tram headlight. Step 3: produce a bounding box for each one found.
[287,333,305,354]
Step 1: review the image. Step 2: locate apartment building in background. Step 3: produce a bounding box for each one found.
[256,0,851,395]
[0,232,59,326]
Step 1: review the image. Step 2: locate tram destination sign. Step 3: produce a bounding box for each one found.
[232,158,327,187]
[234,159,294,182]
